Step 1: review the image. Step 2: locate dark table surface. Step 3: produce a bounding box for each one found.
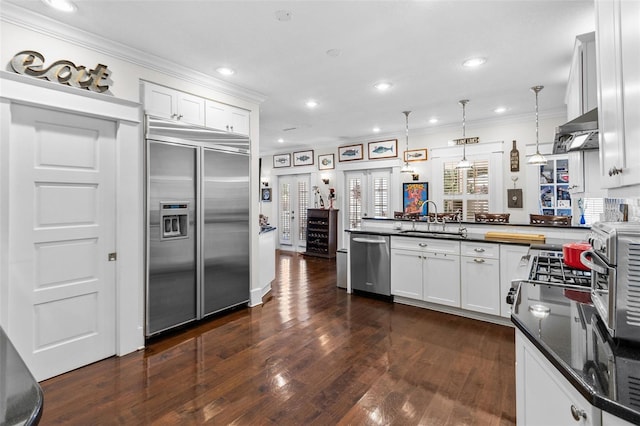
[511,282,640,424]
[1,326,43,425]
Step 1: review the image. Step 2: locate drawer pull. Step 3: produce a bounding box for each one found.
[473,258,485,263]
[418,243,427,247]
[474,248,485,253]
[570,405,586,421]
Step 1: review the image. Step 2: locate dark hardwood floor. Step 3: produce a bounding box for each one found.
[40,251,516,425]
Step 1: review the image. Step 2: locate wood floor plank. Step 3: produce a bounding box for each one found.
[39,250,516,425]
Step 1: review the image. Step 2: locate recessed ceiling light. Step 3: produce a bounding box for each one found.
[275,10,292,21]
[277,138,284,143]
[462,57,487,68]
[216,67,235,76]
[494,106,507,114]
[374,82,393,91]
[429,118,439,124]
[305,99,318,108]
[41,0,77,12]
[372,127,381,133]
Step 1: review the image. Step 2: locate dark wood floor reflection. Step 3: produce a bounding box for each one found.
[40,251,516,425]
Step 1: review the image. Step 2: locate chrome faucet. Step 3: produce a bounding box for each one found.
[425,200,440,231]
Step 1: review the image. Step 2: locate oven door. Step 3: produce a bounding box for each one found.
[581,250,617,335]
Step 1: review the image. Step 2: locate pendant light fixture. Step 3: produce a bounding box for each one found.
[400,111,415,174]
[527,85,547,165]
[456,99,472,170]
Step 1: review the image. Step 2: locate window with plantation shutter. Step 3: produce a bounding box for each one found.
[345,169,391,228]
[298,181,308,241]
[279,182,291,242]
[347,177,362,229]
[442,159,491,221]
[373,176,389,217]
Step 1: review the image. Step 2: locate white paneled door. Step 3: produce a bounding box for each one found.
[8,104,116,381]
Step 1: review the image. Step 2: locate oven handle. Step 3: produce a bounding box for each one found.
[580,250,608,274]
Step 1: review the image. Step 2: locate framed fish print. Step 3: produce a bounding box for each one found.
[273,153,291,168]
[368,139,398,159]
[293,150,314,166]
[338,144,363,162]
[318,153,335,170]
[404,148,428,162]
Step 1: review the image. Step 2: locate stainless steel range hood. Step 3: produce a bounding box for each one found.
[552,108,599,154]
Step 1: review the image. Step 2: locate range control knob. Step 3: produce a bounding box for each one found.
[506,287,518,305]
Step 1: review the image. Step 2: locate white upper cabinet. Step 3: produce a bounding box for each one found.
[143,82,205,126]
[566,32,597,121]
[595,0,640,188]
[205,100,250,136]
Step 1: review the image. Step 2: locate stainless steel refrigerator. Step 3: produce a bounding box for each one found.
[146,117,250,336]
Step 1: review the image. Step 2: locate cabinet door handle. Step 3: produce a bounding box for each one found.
[570,405,586,421]
[473,248,485,253]
[473,258,485,263]
[418,243,427,247]
[230,125,234,132]
[609,166,623,176]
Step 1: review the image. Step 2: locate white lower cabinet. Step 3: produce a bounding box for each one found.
[390,248,423,300]
[390,236,460,307]
[516,330,601,426]
[461,242,500,315]
[423,251,460,307]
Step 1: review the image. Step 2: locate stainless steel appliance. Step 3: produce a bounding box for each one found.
[581,222,640,343]
[506,244,591,305]
[350,234,390,296]
[553,107,599,153]
[146,117,250,336]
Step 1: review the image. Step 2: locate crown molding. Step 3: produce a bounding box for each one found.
[0,2,267,104]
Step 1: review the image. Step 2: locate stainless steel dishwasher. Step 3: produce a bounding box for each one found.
[350,233,391,296]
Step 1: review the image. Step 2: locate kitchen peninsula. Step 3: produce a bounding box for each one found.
[345,217,591,325]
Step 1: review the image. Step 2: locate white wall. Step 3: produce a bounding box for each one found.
[0,4,265,354]
[260,112,567,237]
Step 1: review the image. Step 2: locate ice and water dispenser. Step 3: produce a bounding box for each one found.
[159,202,189,240]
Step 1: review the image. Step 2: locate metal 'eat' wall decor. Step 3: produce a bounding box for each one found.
[10,50,113,94]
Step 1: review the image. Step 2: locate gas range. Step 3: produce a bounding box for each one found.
[526,249,591,289]
[506,244,591,306]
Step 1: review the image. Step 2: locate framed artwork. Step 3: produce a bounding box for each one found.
[404,148,428,162]
[273,153,291,168]
[318,153,335,170]
[402,182,429,215]
[338,144,363,162]
[368,139,398,160]
[261,187,272,202]
[293,150,314,166]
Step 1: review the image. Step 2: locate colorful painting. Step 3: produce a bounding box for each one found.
[403,182,429,215]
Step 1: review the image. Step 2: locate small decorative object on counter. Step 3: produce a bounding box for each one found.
[319,195,325,209]
[328,188,336,209]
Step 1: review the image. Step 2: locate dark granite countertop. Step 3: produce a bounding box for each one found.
[346,228,574,247]
[511,282,640,424]
[362,216,590,230]
[1,326,43,425]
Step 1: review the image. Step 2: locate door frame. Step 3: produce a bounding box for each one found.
[276,173,311,252]
[0,72,144,357]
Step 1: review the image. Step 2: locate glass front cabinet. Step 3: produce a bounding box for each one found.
[536,156,572,217]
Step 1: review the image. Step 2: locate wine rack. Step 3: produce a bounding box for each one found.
[304,208,339,258]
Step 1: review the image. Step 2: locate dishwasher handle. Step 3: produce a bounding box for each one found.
[352,237,387,244]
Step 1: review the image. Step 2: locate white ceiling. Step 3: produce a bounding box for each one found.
[6,0,595,154]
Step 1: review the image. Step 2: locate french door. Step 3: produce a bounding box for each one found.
[345,169,391,228]
[278,175,310,252]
